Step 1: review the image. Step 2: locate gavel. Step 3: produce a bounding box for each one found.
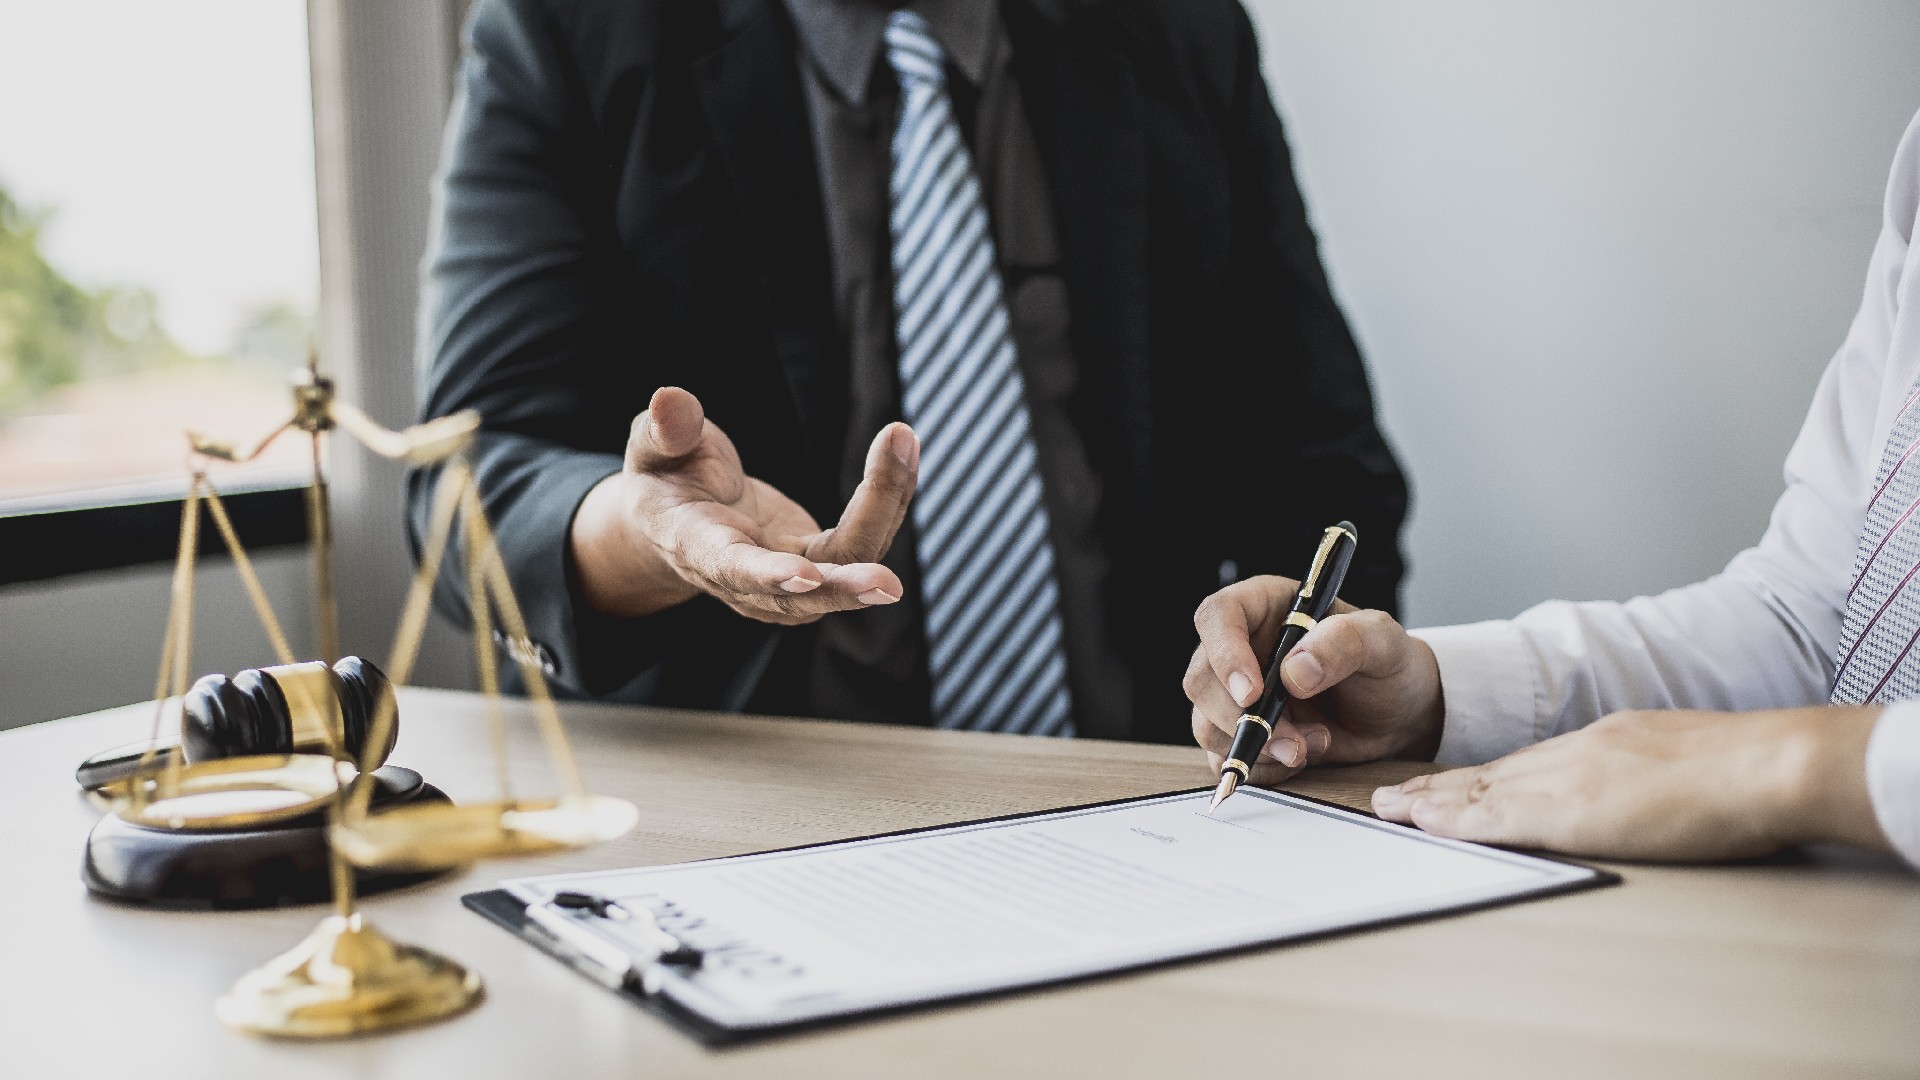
[76,657,397,791]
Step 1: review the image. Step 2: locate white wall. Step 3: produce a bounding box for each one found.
[1247,0,1920,625]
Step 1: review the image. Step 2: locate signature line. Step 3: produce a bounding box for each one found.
[1192,812,1265,835]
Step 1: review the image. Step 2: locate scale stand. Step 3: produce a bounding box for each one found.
[97,356,636,1037]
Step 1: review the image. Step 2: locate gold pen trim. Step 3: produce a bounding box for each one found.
[1285,611,1318,633]
[1295,526,1348,601]
[1238,714,1273,737]
[1221,757,1251,779]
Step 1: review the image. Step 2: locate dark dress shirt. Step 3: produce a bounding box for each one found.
[779,0,1132,734]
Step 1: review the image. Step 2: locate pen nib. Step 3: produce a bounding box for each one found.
[1206,772,1239,816]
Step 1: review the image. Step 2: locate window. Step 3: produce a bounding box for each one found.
[0,0,318,515]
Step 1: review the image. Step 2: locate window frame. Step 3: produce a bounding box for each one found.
[0,486,308,587]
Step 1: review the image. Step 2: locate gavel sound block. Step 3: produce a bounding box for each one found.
[77,658,457,910]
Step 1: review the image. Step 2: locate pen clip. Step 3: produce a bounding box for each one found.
[1295,528,1342,601]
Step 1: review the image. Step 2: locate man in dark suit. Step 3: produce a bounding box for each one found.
[411,0,1408,745]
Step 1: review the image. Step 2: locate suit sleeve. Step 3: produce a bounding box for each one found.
[409,0,775,701]
[1219,0,1411,614]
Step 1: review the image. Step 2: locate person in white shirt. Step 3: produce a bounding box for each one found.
[1185,110,1920,868]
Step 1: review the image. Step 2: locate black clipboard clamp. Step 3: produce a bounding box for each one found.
[464,889,740,1045]
[489,889,702,994]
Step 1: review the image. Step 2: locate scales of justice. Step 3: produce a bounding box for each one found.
[87,355,638,1038]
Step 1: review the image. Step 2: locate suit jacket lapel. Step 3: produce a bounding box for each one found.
[1005,0,1155,524]
[691,0,846,513]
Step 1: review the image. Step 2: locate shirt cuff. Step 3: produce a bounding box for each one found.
[1866,703,1920,869]
[1411,620,1540,766]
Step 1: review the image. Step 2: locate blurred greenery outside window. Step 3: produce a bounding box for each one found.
[0,1,317,510]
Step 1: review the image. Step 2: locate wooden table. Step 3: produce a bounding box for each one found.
[5,689,1917,1079]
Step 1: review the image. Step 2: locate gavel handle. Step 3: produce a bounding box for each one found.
[75,739,181,792]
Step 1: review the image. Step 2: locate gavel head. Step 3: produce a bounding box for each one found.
[180,656,397,769]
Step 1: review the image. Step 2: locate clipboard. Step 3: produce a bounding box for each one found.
[464,787,1617,1046]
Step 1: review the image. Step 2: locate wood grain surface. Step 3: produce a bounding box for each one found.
[4,689,1916,1079]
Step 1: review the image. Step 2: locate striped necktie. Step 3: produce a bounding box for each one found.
[1833,375,1920,703]
[884,11,1075,736]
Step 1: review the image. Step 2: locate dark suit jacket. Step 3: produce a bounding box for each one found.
[410,0,1410,744]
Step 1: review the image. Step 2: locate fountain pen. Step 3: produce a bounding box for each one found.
[1207,522,1360,815]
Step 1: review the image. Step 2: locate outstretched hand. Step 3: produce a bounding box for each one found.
[571,386,920,625]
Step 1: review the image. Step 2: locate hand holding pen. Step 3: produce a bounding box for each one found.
[1203,524,1358,812]
[1184,524,1447,802]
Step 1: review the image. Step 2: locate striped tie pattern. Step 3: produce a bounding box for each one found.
[1833,374,1920,704]
[884,11,1074,736]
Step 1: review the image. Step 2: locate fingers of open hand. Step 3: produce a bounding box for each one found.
[1371,770,1431,822]
[654,507,891,621]
[1192,577,1298,708]
[627,387,706,469]
[812,424,919,565]
[1372,763,1535,845]
[714,558,905,624]
[709,562,904,625]
[817,561,903,608]
[686,534,821,601]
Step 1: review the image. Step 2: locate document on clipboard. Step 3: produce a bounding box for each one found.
[467,788,1612,1042]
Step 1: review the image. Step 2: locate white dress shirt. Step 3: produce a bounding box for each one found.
[1414,110,1920,869]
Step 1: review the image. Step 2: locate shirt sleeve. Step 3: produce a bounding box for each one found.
[1413,621,1536,763]
[1868,704,1920,868]
[1410,109,1920,766]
